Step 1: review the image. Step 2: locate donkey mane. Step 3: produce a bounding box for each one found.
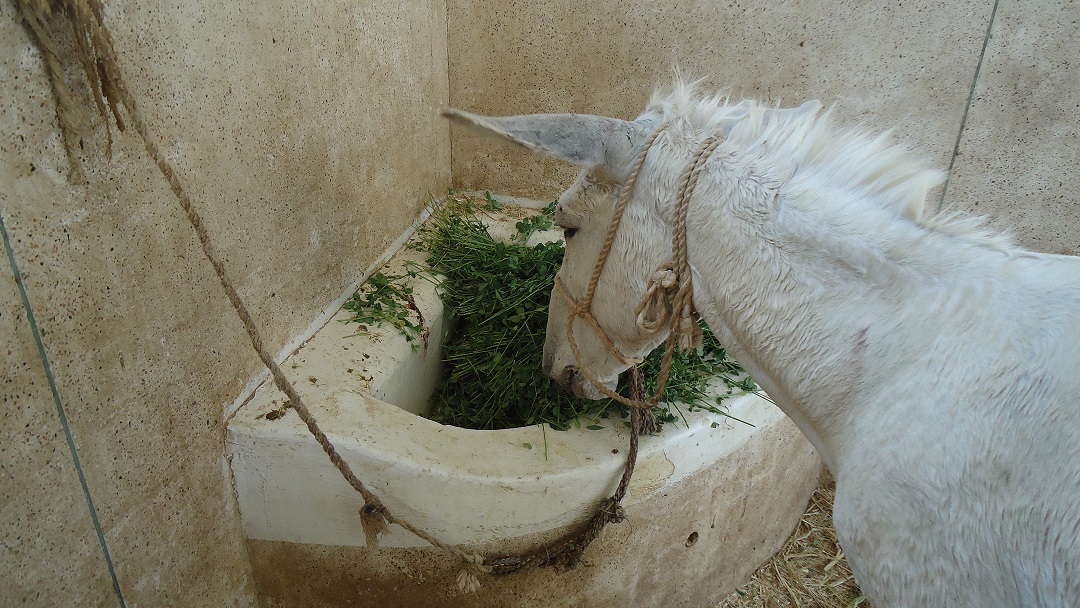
[645,80,1015,251]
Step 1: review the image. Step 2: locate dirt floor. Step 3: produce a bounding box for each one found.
[716,474,870,608]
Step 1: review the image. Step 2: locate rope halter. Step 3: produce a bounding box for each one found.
[555,127,725,410]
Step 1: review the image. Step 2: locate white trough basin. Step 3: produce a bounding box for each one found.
[226,202,822,607]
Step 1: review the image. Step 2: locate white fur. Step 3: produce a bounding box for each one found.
[449,79,1080,606]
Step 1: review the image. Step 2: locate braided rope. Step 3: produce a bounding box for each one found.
[670,133,724,351]
[584,128,667,304]
[58,0,490,589]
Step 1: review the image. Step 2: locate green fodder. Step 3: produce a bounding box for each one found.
[416,195,587,429]
[404,192,754,431]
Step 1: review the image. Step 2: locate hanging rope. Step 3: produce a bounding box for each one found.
[22,0,726,592]
[486,367,651,575]
[20,0,496,590]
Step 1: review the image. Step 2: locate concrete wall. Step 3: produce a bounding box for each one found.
[0,0,450,605]
[448,0,1078,255]
[941,0,1079,254]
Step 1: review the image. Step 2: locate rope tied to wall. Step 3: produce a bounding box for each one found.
[19,0,722,592]
[18,0,494,590]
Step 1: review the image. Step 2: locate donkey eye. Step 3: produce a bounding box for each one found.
[562,226,578,239]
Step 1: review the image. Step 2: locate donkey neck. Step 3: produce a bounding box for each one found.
[677,178,1008,472]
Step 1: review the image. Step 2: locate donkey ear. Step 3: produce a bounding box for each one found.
[442,108,651,179]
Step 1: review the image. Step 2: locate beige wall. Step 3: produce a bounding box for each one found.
[3,0,1076,605]
[940,0,1079,254]
[448,0,1078,254]
[1,0,450,604]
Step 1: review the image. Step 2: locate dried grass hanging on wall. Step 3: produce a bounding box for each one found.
[15,0,127,183]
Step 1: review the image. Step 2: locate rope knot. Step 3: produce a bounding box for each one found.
[602,497,628,524]
[359,502,391,548]
[635,264,678,333]
[636,263,700,354]
[456,552,492,593]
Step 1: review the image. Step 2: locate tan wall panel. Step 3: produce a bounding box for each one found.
[448,0,994,200]
[1,0,450,603]
[941,0,1079,254]
[1,255,117,606]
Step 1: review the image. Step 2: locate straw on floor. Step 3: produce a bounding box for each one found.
[717,474,869,608]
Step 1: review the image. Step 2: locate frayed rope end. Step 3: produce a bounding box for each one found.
[456,553,491,593]
[360,503,391,548]
[676,307,703,353]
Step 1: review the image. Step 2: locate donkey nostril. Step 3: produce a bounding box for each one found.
[560,365,579,387]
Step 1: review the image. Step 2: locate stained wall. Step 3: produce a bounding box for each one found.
[0,0,450,605]
[941,0,1079,254]
[3,0,1077,606]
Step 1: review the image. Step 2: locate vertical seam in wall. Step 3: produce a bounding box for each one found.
[938,0,1001,212]
[444,0,454,187]
[0,210,128,608]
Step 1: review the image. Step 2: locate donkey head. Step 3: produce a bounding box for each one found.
[444,96,827,400]
[443,107,673,399]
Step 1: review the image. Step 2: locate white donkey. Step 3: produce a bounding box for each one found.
[445,81,1080,607]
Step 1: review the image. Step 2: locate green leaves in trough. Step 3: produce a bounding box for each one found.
[343,271,424,350]
[416,195,586,430]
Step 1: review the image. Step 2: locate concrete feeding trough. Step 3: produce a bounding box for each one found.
[226,201,821,607]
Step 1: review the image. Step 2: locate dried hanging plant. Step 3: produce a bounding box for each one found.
[15,0,128,181]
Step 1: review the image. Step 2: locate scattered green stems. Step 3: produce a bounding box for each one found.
[342,271,424,350]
